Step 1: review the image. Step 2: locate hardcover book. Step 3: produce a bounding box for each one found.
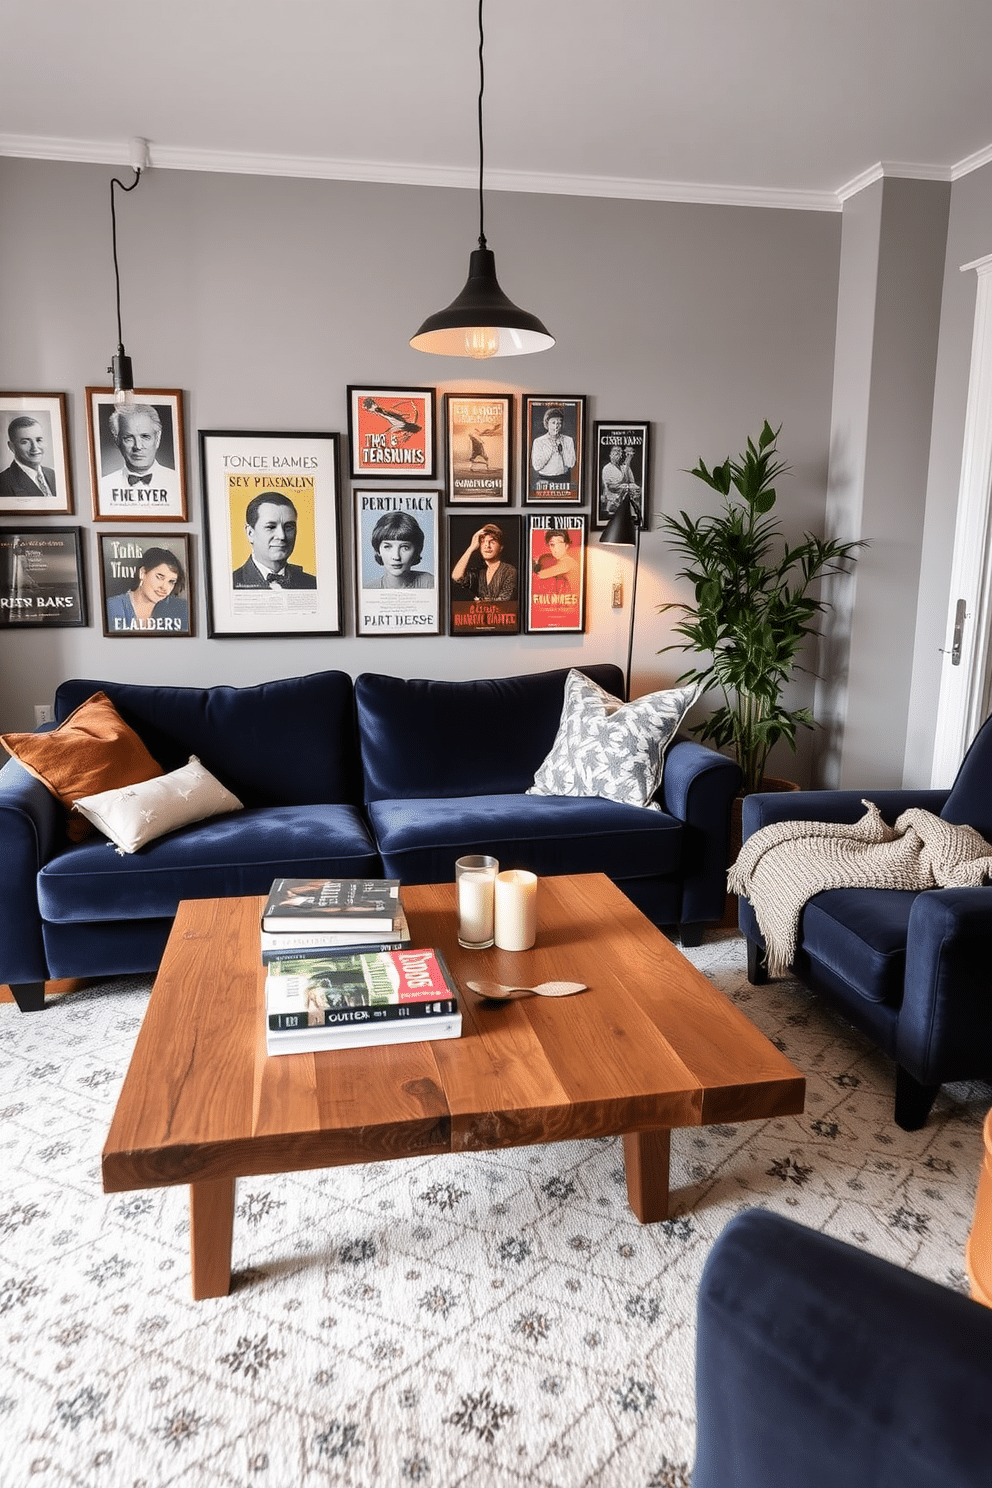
[265,1012,462,1057]
[264,947,459,1030]
[260,908,412,962]
[262,877,401,933]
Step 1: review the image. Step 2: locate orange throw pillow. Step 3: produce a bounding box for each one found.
[1,691,163,841]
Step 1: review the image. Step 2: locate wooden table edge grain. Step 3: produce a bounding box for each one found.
[102,874,805,1298]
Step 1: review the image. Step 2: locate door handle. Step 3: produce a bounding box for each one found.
[940,597,967,665]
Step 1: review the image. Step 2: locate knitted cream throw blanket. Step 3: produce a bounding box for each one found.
[727,800,992,975]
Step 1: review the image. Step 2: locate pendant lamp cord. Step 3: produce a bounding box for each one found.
[477,0,486,251]
[110,167,142,352]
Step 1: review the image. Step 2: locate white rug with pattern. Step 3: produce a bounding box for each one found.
[1,929,988,1488]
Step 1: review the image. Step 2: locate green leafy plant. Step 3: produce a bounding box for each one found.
[658,420,863,795]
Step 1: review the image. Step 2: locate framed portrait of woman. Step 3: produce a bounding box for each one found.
[353,488,442,637]
[98,532,193,638]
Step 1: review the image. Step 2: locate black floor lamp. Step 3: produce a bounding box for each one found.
[598,495,642,701]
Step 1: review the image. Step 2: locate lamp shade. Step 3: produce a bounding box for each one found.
[599,494,639,547]
[411,247,555,358]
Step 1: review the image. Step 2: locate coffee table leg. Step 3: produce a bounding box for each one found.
[623,1129,671,1222]
[189,1177,236,1299]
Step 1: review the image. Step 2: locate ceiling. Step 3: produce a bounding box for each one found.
[7,0,992,210]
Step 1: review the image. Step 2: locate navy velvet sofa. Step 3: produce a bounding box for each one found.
[0,663,742,1011]
[737,710,992,1128]
[695,1210,992,1488]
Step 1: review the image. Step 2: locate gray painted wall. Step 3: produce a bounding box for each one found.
[819,177,950,789]
[3,156,839,781]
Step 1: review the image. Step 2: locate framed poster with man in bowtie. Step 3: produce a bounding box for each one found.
[86,386,188,522]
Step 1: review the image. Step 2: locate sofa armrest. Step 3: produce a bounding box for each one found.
[896,886,992,1087]
[695,1210,992,1488]
[660,740,742,925]
[742,787,950,838]
[0,755,60,983]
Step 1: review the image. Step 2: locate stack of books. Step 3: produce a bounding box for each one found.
[261,876,410,961]
[260,877,461,1055]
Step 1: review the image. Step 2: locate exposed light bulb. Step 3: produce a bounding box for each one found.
[110,348,135,408]
[465,325,500,358]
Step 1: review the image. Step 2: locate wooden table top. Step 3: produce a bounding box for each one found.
[102,873,804,1193]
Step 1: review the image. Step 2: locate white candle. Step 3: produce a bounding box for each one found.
[458,871,495,944]
[494,870,538,951]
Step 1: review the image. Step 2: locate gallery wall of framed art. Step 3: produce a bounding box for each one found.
[0,379,645,660]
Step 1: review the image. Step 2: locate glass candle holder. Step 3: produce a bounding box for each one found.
[455,855,498,949]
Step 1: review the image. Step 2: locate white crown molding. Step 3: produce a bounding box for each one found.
[0,131,839,211]
[837,158,963,202]
[953,139,992,180]
[4,131,991,212]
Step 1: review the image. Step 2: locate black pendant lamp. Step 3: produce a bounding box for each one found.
[411,0,554,359]
[108,139,149,407]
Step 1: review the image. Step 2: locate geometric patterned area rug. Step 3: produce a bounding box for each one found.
[1,929,988,1488]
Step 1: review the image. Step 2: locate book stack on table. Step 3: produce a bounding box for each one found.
[261,877,462,1055]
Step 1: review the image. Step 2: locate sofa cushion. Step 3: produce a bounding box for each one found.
[355,664,625,802]
[53,671,362,808]
[38,804,380,922]
[797,888,916,1004]
[366,792,683,885]
[73,756,243,854]
[2,691,163,843]
[528,668,698,809]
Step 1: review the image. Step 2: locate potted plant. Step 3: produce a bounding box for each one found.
[658,420,863,797]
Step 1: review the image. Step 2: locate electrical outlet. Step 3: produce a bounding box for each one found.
[34,705,54,726]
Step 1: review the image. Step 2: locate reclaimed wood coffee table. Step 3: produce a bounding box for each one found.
[102,873,804,1298]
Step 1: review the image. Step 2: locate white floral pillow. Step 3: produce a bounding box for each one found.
[73,756,243,853]
[527,669,698,810]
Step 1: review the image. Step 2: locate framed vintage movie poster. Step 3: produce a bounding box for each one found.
[522,394,586,506]
[593,419,651,529]
[200,430,342,639]
[526,514,587,634]
[347,386,436,480]
[354,488,442,637]
[0,527,86,627]
[447,512,521,637]
[444,391,512,504]
[98,531,192,638]
[0,392,74,515]
[86,387,188,521]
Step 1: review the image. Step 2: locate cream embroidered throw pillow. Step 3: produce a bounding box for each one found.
[73,756,243,854]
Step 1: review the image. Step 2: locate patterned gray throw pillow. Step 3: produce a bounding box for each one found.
[527,669,699,809]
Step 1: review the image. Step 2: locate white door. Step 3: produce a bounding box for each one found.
[932,254,992,785]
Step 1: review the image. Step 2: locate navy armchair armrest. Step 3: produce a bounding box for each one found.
[695,1210,992,1488]
[742,787,950,837]
[0,754,62,985]
[896,885,992,1088]
[660,738,742,927]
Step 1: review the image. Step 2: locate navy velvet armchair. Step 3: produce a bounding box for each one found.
[694,1210,992,1488]
[737,712,992,1128]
